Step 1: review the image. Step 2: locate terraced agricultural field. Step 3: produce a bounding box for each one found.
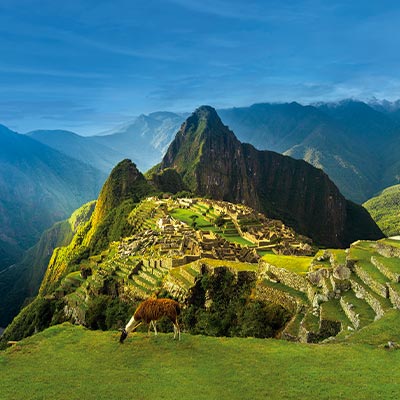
[382,238,400,249]
[169,208,214,230]
[169,207,253,246]
[262,253,312,274]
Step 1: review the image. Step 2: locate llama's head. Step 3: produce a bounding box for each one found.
[119,329,128,343]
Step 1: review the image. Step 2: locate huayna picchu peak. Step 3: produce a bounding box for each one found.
[155,106,383,248]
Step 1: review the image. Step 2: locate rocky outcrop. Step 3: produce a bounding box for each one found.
[158,106,383,247]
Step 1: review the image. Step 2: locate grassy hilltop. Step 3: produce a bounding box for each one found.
[2,319,400,400]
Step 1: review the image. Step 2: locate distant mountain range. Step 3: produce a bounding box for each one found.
[219,100,400,203]
[24,99,400,204]
[28,112,186,174]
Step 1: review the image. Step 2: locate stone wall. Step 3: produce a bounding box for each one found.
[371,256,400,283]
[354,264,388,298]
[349,278,384,319]
[340,297,360,329]
[162,277,189,302]
[388,283,400,309]
[329,275,351,293]
[255,282,303,314]
[259,261,308,292]
[376,243,400,258]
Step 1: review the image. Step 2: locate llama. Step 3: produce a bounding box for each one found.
[119,298,181,343]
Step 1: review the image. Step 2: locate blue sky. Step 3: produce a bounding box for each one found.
[1,0,400,134]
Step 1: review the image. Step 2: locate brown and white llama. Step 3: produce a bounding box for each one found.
[119,298,181,343]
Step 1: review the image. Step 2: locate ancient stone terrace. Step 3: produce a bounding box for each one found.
[174,198,314,256]
[118,222,259,265]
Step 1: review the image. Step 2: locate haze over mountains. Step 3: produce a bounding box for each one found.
[25,99,400,205]
[28,112,186,174]
[0,125,105,272]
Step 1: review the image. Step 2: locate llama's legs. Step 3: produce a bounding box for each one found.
[152,320,158,336]
[173,322,181,340]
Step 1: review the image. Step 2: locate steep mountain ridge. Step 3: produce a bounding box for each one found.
[157,106,383,247]
[0,201,96,327]
[82,159,154,254]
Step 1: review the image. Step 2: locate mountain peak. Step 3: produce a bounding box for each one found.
[156,106,383,247]
[90,159,151,227]
[184,105,223,131]
[159,106,239,190]
[193,105,218,117]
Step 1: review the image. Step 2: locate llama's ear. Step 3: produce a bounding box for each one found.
[118,328,124,332]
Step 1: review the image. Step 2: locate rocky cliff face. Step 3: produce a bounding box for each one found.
[159,106,383,247]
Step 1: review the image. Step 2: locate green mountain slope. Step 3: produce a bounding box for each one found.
[0,201,96,327]
[0,124,105,271]
[364,184,400,236]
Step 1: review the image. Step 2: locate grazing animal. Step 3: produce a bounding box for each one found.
[120,298,181,343]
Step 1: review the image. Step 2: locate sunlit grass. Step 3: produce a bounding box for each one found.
[262,253,312,275]
[2,323,400,400]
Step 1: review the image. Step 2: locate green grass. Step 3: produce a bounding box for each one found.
[301,310,320,332]
[341,291,376,328]
[221,234,253,246]
[350,242,389,285]
[170,207,253,246]
[312,250,332,267]
[329,249,347,265]
[363,184,400,236]
[374,254,400,275]
[262,253,312,275]
[169,268,194,288]
[320,299,351,326]
[381,238,400,249]
[169,208,215,230]
[350,274,393,310]
[3,323,400,400]
[338,309,400,345]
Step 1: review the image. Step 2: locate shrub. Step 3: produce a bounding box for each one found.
[182,268,291,338]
